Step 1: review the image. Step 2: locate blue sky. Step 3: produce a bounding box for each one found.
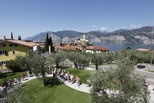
[0,0,154,39]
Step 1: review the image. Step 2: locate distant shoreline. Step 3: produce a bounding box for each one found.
[94,42,154,51]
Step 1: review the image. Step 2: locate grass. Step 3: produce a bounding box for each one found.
[59,67,93,83]
[90,63,117,66]
[0,66,92,84]
[146,70,154,72]
[0,72,26,84]
[22,79,91,103]
[67,68,93,83]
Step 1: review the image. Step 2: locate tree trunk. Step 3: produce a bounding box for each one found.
[74,62,78,69]
[56,62,59,68]
[95,64,98,71]
[42,75,46,87]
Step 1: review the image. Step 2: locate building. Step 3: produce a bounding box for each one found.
[137,48,152,52]
[55,46,80,52]
[0,39,41,69]
[85,46,109,53]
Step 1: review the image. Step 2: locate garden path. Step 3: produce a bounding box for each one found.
[21,74,154,103]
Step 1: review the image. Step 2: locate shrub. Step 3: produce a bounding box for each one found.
[43,77,62,87]
[5,88,28,103]
[6,60,21,72]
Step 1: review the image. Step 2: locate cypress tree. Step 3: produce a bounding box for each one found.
[49,37,55,52]
[4,36,6,39]
[11,32,13,39]
[45,33,49,51]
[18,35,21,40]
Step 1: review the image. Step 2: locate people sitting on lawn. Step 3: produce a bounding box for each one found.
[51,68,82,86]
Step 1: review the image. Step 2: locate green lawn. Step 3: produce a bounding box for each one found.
[146,70,154,72]
[22,79,91,103]
[90,63,117,66]
[59,67,93,83]
[0,72,26,84]
[67,68,93,83]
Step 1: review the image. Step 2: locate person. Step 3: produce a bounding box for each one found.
[144,81,149,88]
[8,79,13,88]
[27,71,30,77]
[20,73,24,81]
[0,84,4,91]
[87,79,91,87]
[76,76,81,86]
[13,77,18,86]
[72,76,76,84]
[64,73,68,80]
[78,80,82,86]
[69,74,74,82]
[76,76,80,82]
[18,77,21,86]
[3,79,8,87]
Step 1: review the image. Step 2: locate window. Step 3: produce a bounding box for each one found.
[12,50,15,55]
[9,44,18,47]
[0,44,6,47]
[4,51,8,55]
[0,51,8,56]
[0,61,6,66]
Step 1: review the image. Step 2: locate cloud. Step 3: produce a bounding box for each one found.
[100,26,108,31]
[92,25,96,28]
[120,26,126,29]
[129,24,142,29]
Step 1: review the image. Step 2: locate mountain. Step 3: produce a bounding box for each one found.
[26,30,83,42]
[26,26,154,44]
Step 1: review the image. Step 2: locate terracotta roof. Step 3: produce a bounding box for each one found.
[37,43,45,48]
[137,48,152,52]
[0,39,39,47]
[86,46,109,51]
[55,46,79,51]
[76,42,84,45]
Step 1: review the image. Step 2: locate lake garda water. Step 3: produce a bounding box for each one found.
[94,43,154,52]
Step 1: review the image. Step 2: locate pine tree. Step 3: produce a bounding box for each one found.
[11,32,13,39]
[45,33,49,51]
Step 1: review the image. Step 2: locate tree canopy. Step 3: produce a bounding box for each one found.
[90,60,149,103]
[44,33,55,52]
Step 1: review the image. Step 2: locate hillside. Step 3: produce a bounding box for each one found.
[26,26,154,44]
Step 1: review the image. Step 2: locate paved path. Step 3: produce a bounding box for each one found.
[135,69,154,85]
[21,74,91,93]
[21,74,154,103]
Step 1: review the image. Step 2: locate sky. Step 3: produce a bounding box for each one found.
[0,0,154,39]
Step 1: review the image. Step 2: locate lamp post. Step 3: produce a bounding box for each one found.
[151,27,154,64]
[151,51,153,64]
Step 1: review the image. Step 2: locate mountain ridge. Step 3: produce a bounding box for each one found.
[26,26,154,44]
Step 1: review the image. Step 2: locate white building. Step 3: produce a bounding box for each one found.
[85,46,109,53]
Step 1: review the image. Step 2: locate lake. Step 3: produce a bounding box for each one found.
[94,43,154,51]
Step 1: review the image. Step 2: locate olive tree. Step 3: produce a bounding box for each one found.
[91,53,105,70]
[76,53,90,69]
[47,52,66,68]
[67,52,81,69]
[4,88,28,103]
[90,60,149,103]
[26,53,48,86]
